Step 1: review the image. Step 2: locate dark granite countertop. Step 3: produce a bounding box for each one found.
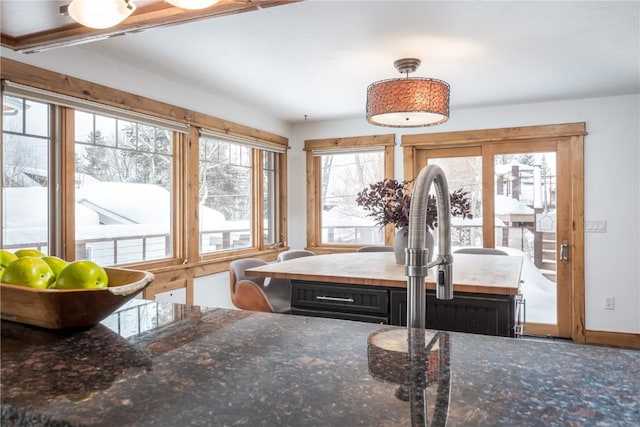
[1,299,638,426]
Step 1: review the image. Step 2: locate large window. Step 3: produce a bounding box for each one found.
[305,135,395,249]
[2,94,52,254]
[320,151,384,244]
[1,61,288,305]
[199,133,282,254]
[74,111,175,265]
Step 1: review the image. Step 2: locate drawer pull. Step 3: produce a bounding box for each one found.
[316,296,355,303]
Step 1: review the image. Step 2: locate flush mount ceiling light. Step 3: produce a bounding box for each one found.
[62,0,136,29]
[166,0,221,9]
[366,58,450,128]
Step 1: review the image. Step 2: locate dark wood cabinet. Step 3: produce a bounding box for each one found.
[291,281,517,336]
[291,281,388,324]
[389,290,516,337]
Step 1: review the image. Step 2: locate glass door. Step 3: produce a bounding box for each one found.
[489,140,574,338]
[493,151,559,331]
[419,139,574,338]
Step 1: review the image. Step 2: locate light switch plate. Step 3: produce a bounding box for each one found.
[604,296,615,310]
[585,220,607,233]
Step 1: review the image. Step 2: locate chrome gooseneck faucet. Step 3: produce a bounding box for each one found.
[405,164,454,329]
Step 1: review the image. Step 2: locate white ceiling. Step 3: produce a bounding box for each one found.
[2,1,639,125]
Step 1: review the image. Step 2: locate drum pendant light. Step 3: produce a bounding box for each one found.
[366,58,450,128]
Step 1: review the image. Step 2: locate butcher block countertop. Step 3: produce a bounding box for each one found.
[247,252,523,296]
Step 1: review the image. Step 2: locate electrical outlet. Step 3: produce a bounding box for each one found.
[585,220,607,233]
[604,296,615,310]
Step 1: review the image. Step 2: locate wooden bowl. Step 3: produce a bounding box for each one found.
[0,267,154,330]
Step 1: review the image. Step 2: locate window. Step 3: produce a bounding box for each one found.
[2,62,288,305]
[199,137,252,253]
[198,132,283,255]
[2,94,52,254]
[74,110,175,265]
[305,135,395,249]
[263,151,277,247]
[320,151,384,244]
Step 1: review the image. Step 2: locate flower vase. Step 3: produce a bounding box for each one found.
[393,226,435,265]
[393,226,409,264]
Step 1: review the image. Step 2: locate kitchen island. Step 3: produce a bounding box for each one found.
[2,299,638,426]
[247,252,524,336]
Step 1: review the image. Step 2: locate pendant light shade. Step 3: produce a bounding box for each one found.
[366,58,450,128]
[66,0,136,29]
[166,0,221,9]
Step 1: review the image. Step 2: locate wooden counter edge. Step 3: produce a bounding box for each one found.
[246,269,520,296]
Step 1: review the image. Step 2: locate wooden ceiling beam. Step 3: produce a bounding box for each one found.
[2,0,299,54]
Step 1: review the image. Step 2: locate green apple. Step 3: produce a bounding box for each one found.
[2,256,55,289]
[0,249,18,282]
[54,260,109,290]
[14,248,46,258]
[0,249,18,266]
[42,256,69,278]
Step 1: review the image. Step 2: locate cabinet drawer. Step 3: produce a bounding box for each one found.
[292,281,389,316]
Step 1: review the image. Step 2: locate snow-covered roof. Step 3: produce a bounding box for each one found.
[3,181,226,246]
[77,182,171,225]
[494,160,536,176]
[494,195,534,215]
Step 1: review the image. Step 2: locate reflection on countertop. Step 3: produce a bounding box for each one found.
[1,300,639,426]
[368,327,451,427]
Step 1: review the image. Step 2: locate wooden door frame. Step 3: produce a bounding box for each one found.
[402,123,586,342]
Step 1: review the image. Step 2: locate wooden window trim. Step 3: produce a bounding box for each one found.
[1,58,289,150]
[252,149,264,252]
[304,134,395,253]
[1,58,289,292]
[402,123,587,147]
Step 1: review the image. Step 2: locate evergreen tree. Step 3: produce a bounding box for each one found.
[76,123,172,191]
[200,140,250,222]
[76,130,112,181]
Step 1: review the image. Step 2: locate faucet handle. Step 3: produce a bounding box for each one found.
[436,263,453,300]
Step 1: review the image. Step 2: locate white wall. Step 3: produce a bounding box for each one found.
[289,94,640,335]
[0,47,291,138]
[194,273,236,310]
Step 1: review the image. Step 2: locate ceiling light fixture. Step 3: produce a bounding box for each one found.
[62,0,136,29]
[166,0,221,9]
[366,58,450,127]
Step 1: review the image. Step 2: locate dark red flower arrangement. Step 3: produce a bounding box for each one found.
[356,178,473,230]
